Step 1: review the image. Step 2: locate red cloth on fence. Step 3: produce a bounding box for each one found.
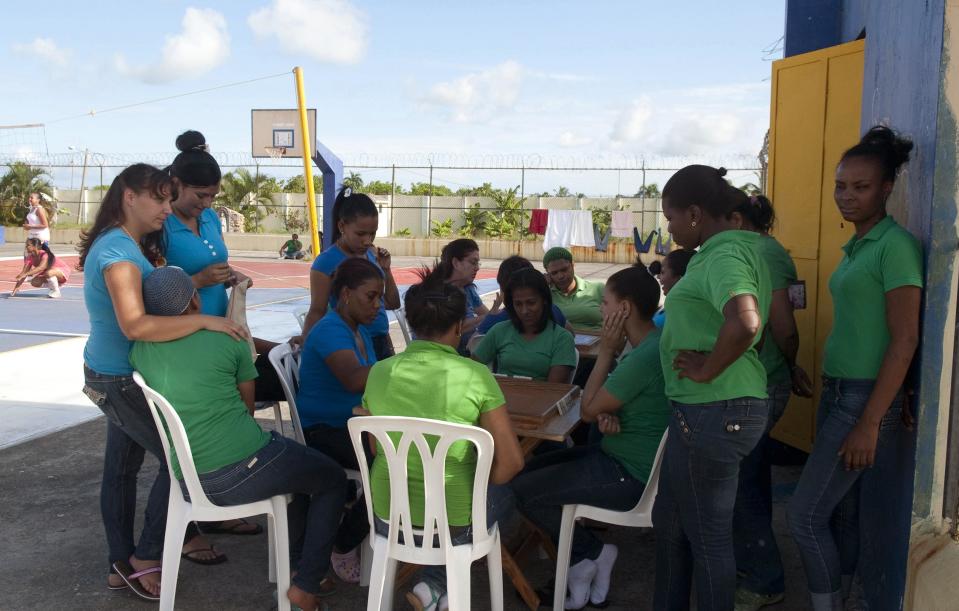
[528,209,549,235]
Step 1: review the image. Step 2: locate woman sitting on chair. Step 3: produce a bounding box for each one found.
[362,267,525,611]
[472,268,577,382]
[510,263,671,609]
[296,256,383,583]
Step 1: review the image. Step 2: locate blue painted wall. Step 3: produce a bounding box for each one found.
[311,140,342,252]
[784,0,841,56]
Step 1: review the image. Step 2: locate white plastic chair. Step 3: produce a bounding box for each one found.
[347,416,504,611]
[394,307,413,347]
[552,431,669,611]
[293,308,308,332]
[132,372,291,611]
[567,348,581,384]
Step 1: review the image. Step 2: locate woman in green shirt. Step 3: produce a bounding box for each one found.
[787,127,922,611]
[362,268,525,611]
[473,268,577,382]
[651,165,771,611]
[511,263,670,609]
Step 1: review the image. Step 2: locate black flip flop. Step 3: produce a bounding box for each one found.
[181,546,229,566]
[199,518,264,536]
[111,560,161,602]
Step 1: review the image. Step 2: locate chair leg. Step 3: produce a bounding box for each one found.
[271,497,292,611]
[366,536,395,611]
[446,546,473,611]
[487,530,504,611]
[272,402,284,437]
[159,504,190,611]
[359,534,373,587]
[553,505,578,611]
[268,512,277,583]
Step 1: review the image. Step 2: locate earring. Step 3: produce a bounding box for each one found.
[691,221,697,228]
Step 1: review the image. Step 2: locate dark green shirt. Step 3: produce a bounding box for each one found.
[473,320,577,380]
[757,235,798,385]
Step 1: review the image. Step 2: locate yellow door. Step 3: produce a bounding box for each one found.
[767,39,864,450]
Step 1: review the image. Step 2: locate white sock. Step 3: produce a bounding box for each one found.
[565,558,597,610]
[590,544,618,605]
[46,277,60,296]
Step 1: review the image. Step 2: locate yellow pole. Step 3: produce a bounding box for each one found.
[293,66,320,259]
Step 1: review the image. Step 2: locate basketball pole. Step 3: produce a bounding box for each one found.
[293,66,321,259]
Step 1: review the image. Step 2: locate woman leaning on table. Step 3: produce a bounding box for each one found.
[78,164,247,601]
[650,165,772,611]
[786,126,922,611]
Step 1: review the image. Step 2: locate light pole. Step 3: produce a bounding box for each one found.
[68,146,92,224]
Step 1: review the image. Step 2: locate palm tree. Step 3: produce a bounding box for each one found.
[342,171,364,191]
[217,169,277,232]
[0,162,54,225]
[634,183,660,198]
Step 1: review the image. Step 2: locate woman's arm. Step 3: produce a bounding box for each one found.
[375,248,402,310]
[673,293,762,383]
[105,262,248,342]
[478,405,525,484]
[301,270,332,336]
[839,285,921,470]
[238,380,256,415]
[581,310,626,422]
[768,288,813,396]
[325,349,373,394]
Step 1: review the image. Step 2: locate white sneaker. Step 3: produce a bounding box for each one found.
[406,581,447,611]
[46,277,61,298]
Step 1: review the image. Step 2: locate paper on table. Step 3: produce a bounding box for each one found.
[574,334,600,347]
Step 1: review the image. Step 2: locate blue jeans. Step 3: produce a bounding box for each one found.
[83,365,200,568]
[786,378,903,608]
[652,398,768,611]
[512,444,645,564]
[187,432,347,596]
[373,484,515,594]
[733,382,792,595]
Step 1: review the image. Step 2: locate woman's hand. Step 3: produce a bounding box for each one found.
[201,316,249,341]
[597,413,621,435]
[599,310,627,355]
[489,291,504,315]
[229,268,253,288]
[674,350,713,382]
[838,421,880,470]
[791,364,814,397]
[375,247,392,271]
[193,263,233,288]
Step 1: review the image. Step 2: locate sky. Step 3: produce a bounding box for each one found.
[1,0,786,195]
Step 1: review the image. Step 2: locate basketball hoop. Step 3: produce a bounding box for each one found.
[264,146,286,160]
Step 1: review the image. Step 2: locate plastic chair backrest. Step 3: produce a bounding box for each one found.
[631,431,668,514]
[568,347,580,384]
[293,309,308,332]
[133,371,220,511]
[268,343,306,444]
[394,308,413,346]
[347,416,495,559]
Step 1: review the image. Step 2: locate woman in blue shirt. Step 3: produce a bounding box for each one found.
[297,256,384,583]
[435,238,490,353]
[78,164,246,601]
[302,187,400,361]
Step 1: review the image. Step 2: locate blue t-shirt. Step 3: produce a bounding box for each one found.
[83,228,155,375]
[464,284,483,319]
[296,310,377,429]
[652,308,666,329]
[310,245,389,337]
[477,304,567,335]
[163,208,229,316]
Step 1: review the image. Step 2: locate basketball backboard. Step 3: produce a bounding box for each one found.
[251,109,317,158]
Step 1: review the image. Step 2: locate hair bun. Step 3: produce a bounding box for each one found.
[862,125,914,167]
[175,130,207,153]
[716,167,728,177]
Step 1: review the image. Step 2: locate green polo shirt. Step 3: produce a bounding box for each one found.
[823,216,923,379]
[551,276,604,331]
[473,320,577,380]
[130,330,267,480]
[757,235,798,385]
[362,340,506,527]
[660,230,771,403]
[602,329,670,482]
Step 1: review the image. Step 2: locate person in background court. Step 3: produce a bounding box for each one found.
[280,233,305,259]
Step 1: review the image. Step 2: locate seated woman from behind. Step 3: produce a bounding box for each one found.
[362,267,525,611]
[296,256,383,583]
[472,267,577,382]
[510,263,671,610]
[130,267,346,611]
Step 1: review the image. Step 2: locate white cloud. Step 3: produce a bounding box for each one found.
[610,98,653,143]
[115,8,230,84]
[558,131,592,148]
[248,0,367,64]
[12,38,70,67]
[422,60,524,123]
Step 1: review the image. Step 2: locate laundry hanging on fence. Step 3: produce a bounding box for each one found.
[543,209,574,251]
[634,227,657,254]
[528,209,549,235]
[655,231,673,255]
[610,211,633,238]
[593,225,610,252]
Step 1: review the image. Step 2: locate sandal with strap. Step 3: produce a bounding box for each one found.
[111,560,161,602]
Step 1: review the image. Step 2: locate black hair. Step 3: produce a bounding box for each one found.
[331,257,384,303]
[404,266,467,338]
[331,186,378,243]
[496,255,534,288]
[662,165,739,219]
[436,238,479,281]
[607,261,662,321]
[647,260,662,275]
[504,267,553,334]
[841,125,914,183]
[662,248,695,277]
[734,194,776,233]
[25,237,55,271]
[78,163,175,270]
[168,130,221,187]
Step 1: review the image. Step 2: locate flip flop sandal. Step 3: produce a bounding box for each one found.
[111,560,161,602]
[181,546,229,566]
[199,518,264,536]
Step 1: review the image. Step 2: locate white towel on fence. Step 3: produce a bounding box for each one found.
[570,210,595,247]
[611,210,633,238]
[543,209,574,251]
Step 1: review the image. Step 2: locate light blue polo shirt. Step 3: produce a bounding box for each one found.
[310,245,389,337]
[83,228,155,375]
[163,208,229,316]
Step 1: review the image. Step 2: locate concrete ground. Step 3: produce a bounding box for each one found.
[0,245,815,610]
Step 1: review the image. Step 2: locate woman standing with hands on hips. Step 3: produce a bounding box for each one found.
[786,126,922,611]
[302,187,400,360]
[651,165,771,611]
